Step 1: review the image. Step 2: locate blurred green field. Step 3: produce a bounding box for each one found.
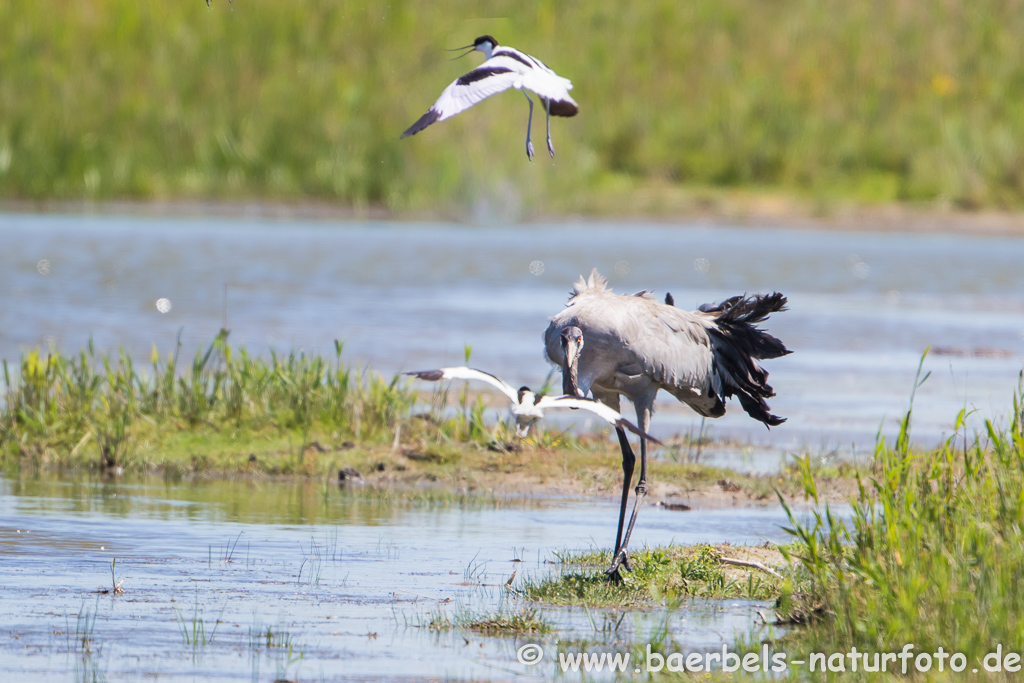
[3,0,1024,215]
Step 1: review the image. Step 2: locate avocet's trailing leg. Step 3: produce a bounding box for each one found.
[523,92,535,160]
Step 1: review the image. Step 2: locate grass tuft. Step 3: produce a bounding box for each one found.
[520,544,786,607]
[425,602,552,635]
[173,587,225,649]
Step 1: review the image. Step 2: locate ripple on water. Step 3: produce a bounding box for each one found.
[0,473,827,680]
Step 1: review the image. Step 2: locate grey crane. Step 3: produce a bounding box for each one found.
[543,269,791,579]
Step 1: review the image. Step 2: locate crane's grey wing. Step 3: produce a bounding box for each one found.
[542,321,562,368]
[534,395,663,444]
[618,301,716,393]
[579,297,716,394]
[635,296,789,425]
[401,58,524,138]
[545,275,717,407]
[404,367,519,403]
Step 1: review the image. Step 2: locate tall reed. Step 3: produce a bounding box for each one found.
[779,356,1024,669]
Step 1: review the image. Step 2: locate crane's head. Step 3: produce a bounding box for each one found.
[558,326,584,397]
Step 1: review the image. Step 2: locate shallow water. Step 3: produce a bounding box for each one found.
[1,212,1023,466]
[0,473,812,681]
[1,212,997,680]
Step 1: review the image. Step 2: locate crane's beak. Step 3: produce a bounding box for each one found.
[561,340,582,398]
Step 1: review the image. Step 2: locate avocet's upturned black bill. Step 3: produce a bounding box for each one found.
[400,35,578,161]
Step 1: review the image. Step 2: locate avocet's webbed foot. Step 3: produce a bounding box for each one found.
[526,139,535,161]
[547,135,555,158]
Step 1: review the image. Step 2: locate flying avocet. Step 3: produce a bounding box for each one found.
[405,366,658,440]
[400,35,577,160]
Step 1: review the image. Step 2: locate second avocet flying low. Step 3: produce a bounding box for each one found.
[404,367,660,442]
[400,35,578,161]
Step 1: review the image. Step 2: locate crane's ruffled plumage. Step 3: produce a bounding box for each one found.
[543,269,791,579]
[545,268,790,425]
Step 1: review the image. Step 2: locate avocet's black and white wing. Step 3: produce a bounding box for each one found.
[493,47,578,118]
[533,395,663,444]
[404,366,520,404]
[401,64,523,138]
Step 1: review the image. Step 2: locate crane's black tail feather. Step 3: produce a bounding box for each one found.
[704,292,790,427]
[705,292,790,360]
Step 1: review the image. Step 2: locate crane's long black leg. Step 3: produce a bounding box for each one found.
[545,97,555,158]
[606,407,651,577]
[615,436,648,562]
[605,427,635,582]
[522,91,535,161]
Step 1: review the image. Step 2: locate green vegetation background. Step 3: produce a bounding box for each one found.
[3,0,1024,213]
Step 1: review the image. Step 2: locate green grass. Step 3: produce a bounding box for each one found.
[425,602,553,635]
[247,621,304,681]
[0,332,496,472]
[67,598,100,656]
[772,364,1024,680]
[248,622,300,652]
[518,544,787,608]
[4,1,1024,212]
[173,587,225,650]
